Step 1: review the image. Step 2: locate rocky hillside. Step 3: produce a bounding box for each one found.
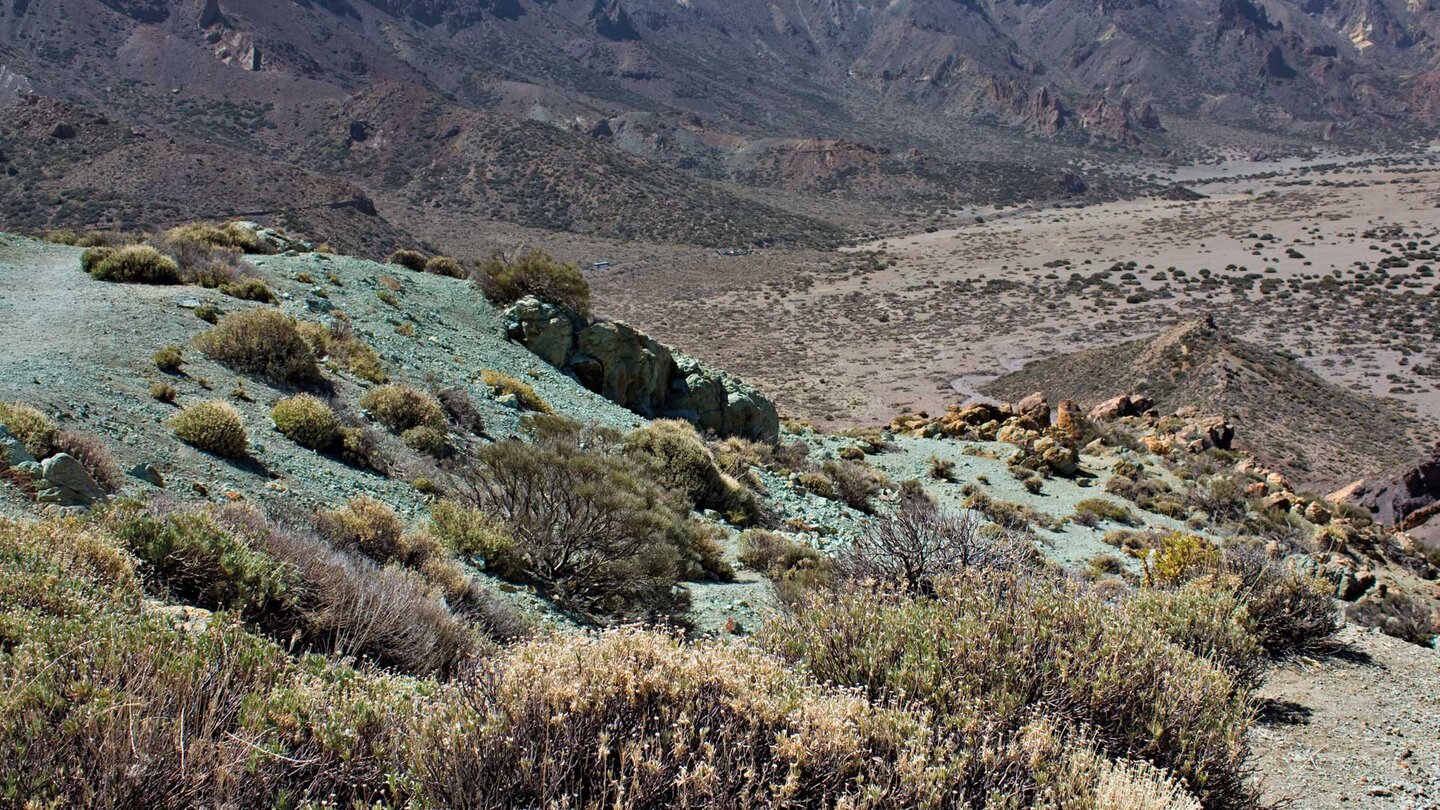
[983,316,1428,489]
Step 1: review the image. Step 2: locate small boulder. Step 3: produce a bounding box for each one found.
[1015,392,1050,428]
[128,463,165,488]
[39,453,105,505]
[1089,395,1134,421]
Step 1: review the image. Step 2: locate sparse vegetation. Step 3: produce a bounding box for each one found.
[424,255,467,278]
[297,321,387,383]
[0,402,58,458]
[480,369,551,412]
[153,345,184,373]
[387,249,429,273]
[1074,497,1138,526]
[170,400,248,458]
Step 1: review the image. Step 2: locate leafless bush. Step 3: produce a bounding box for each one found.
[836,496,1035,594]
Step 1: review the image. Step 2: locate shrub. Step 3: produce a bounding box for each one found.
[1147,533,1222,586]
[927,455,955,480]
[837,497,1034,594]
[315,496,409,565]
[150,381,177,403]
[164,221,269,254]
[298,321,388,383]
[1074,497,1138,526]
[761,572,1254,808]
[79,246,113,274]
[402,425,447,457]
[360,384,445,434]
[424,255,467,278]
[171,400,248,458]
[437,387,485,435]
[429,500,524,580]
[739,528,834,606]
[387,249,429,272]
[821,459,888,513]
[87,245,180,284]
[419,629,986,809]
[624,420,763,524]
[153,344,184,373]
[475,249,591,316]
[0,402,58,458]
[107,507,296,618]
[1347,590,1438,646]
[219,278,276,303]
[446,415,707,619]
[195,310,320,385]
[1127,586,1266,688]
[480,370,550,413]
[53,430,124,493]
[271,394,340,451]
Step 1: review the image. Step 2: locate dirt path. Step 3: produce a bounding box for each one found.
[1251,626,1440,809]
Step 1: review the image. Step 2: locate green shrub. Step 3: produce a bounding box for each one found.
[1127,586,1266,687]
[87,245,180,284]
[624,420,763,524]
[0,402,58,458]
[107,507,296,617]
[271,395,340,451]
[360,384,445,434]
[429,500,524,580]
[476,249,591,316]
[423,255,467,278]
[762,572,1254,808]
[79,246,113,274]
[171,400,248,458]
[387,249,429,273]
[153,344,184,373]
[195,309,320,385]
[480,370,550,413]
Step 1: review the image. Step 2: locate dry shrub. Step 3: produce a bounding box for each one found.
[361,384,445,434]
[820,459,889,513]
[53,430,125,493]
[170,400,248,458]
[446,415,718,620]
[298,320,388,383]
[402,425,447,457]
[0,401,58,458]
[150,381,177,403]
[1074,497,1138,527]
[219,278,276,303]
[475,249,591,316]
[739,529,834,606]
[762,572,1254,809]
[271,394,340,451]
[424,256,467,278]
[195,309,321,386]
[387,249,429,272]
[153,344,184,373]
[164,221,271,254]
[480,369,550,413]
[315,496,409,565]
[837,496,1035,594]
[437,387,486,435]
[87,245,179,284]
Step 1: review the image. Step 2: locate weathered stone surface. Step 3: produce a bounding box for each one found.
[1054,399,1082,438]
[503,296,575,367]
[1088,395,1135,421]
[128,463,166,488]
[1015,392,1050,428]
[503,298,779,441]
[39,453,104,505]
[0,424,36,469]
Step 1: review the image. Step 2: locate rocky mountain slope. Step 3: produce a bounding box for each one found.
[983,316,1427,489]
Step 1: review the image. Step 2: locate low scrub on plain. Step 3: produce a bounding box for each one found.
[271,394,341,451]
